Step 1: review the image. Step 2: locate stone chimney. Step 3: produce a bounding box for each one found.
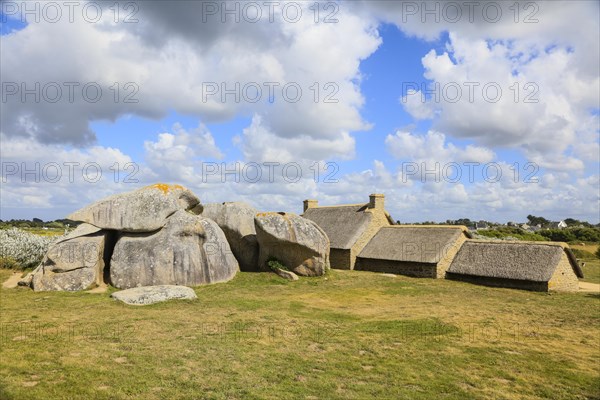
[303,199,318,212]
[368,194,384,210]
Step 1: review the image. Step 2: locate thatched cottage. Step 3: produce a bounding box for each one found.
[446,240,583,292]
[302,194,394,269]
[354,226,470,278]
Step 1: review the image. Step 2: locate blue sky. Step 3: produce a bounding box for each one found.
[1,1,598,223]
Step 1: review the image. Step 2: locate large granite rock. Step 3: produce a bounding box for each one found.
[111,285,197,305]
[29,223,108,291]
[67,184,200,232]
[110,210,239,289]
[202,202,259,272]
[254,212,330,277]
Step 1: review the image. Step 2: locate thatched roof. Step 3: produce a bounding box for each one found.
[302,204,372,250]
[448,240,584,282]
[357,226,468,264]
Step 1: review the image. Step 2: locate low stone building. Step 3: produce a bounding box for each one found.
[446,240,583,292]
[354,225,470,278]
[302,194,394,270]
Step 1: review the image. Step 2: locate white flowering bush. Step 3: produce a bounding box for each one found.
[0,228,62,269]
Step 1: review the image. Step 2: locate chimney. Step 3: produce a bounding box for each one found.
[303,199,318,213]
[368,194,384,210]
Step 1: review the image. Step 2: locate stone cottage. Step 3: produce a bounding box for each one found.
[302,194,394,269]
[354,225,470,278]
[446,240,583,292]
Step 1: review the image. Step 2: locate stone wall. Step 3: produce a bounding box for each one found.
[330,248,352,270]
[547,253,580,292]
[436,234,467,279]
[445,273,549,292]
[349,208,391,270]
[354,259,437,278]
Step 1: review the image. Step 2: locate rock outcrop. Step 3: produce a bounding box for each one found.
[110,210,238,289]
[67,184,200,232]
[29,223,109,291]
[272,267,299,281]
[111,285,198,305]
[202,202,259,271]
[27,184,238,291]
[255,212,330,277]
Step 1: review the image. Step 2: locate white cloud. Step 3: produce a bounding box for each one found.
[398,32,599,172]
[0,1,381,162]
[385,130,495,165]
[1,1,598,223]
[239,114,356,163]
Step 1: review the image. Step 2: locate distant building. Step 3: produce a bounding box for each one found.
[521,223,542,232]
[475,221,489,230]
[302,194,394,270]
[549,220,568,229]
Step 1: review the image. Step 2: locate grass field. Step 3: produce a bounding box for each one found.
[571,244,600,284]
[0,268,598,400]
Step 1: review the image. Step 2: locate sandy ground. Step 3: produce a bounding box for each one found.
[86,285,108,294]
[579,281,600,293]
[1,272,23,289]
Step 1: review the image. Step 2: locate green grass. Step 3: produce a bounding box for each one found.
[571,244,600,284]
[1,269,599,400]
[581,259,600,284]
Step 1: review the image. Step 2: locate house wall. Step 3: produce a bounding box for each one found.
[354,258,437,277]
[547,253,579,292]
[329,249,352,270]
[437,234,467,279]
[348,209,392,270]
[445,273,548,292]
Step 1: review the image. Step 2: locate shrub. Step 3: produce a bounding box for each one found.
[476,228,548,242]
[0,257,20,270]
[596,246,600,260]
[0,228,61,269]
[267,257,289,271]
[539,228,600,243]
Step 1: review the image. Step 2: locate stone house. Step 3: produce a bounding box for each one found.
[354,225,470,278]
[301,194,394,270]
[446,240,583,292]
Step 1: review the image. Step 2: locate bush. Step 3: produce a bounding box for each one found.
[596,246,600,259]
[0,228,61,269]
[476,228,548,242]
[0,257,20,269]
[267,257,289,271]
[539,228,600,243]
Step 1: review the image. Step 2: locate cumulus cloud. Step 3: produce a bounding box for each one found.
[0,133,144,218]
[1,0,598,223]
[406,33,600,170]
[238,114,356,163]
[313,159,599,224]
[375,0,600,173]
[0,1,381,161]
[386,130,495,164]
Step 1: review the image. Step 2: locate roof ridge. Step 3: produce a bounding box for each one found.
[308,203,367,209]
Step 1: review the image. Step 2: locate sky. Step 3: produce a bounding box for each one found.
[0,0,599,223]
